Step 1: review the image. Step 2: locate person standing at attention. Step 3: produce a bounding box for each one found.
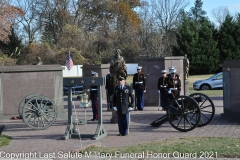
[105,72,115,110]
[89,71,98,121]
[112,76,134,136]
[132,66,146,111]
[157,70,169,111]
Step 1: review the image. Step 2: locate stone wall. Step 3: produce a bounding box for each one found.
[0,65,64,117]
[137,56,185,106]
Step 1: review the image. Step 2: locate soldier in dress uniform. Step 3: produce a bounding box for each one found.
[112,76,134,136]
[105,73,115,110]
[132,66,146,111]
[157,70,169,111]
[167,69,181,97]
[89,71,98,121]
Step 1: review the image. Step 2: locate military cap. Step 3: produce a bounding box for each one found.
[161,70,167,74]
[118,76,126,81]
[91,71,98,76]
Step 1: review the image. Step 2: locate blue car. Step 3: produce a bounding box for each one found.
[193,72,223,90]
[63,85,83,95]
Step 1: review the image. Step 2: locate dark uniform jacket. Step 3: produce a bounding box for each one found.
[157,76,168,94]
[168,74,181,89]
[90,86,98,99]
[132,73,146,91]
[105,74,115,93]
[113,85,134,114]
[166,74,181,96]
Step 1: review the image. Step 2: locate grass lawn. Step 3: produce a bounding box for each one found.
[0,135,11,148]
[188,74,223,96]
[81,137,240,158]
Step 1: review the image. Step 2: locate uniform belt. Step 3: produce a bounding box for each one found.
[135,82,143,84]
[91,89,97,91]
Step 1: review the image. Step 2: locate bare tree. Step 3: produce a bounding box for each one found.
[151,0,189,31]
[137,0,189,57]
[211,6,229,26]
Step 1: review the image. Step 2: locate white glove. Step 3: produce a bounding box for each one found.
[87,89,90,92]
[158,90,160,93]
[113,106,117,111]
[133,90,135,93]
[168,90,171,94]
[128,107,133,111]
[144,90,146,93]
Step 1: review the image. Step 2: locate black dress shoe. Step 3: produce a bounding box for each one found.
[122,134,128,136]
[89,119,96,121]
[117,134,122,136]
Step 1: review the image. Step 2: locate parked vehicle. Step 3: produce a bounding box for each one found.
[63,85,83,95]
[193,72,223,90]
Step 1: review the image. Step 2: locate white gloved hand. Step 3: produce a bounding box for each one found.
[158,90,160,93]
[87,89,90,92]
[133,90,135,93]
[113,106,117,111]
[168,90,171,94]
[144,90,146,93]
[128,107,133,111]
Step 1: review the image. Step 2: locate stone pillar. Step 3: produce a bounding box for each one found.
[222,60,240,117]
[138,56,185,106]
[82,64,110,100]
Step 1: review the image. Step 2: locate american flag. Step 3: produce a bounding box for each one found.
[66,53,73,70]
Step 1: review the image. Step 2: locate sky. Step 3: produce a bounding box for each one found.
[188,0,240,21]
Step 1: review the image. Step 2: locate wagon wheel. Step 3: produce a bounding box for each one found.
[18,94,41,117]
[167,95,201,132]
[22,95,58,130]
[189,93,215,127]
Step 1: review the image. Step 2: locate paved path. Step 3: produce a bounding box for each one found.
[1,95,240,160]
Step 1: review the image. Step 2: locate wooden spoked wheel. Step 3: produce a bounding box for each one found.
[22,95,58,130]
[167,96,201,132]
[189,93,215,127]
[18,94,42,117]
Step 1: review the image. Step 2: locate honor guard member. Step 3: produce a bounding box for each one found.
[167,69,181,97]
[112,76,134,136]
[105,73,115,110]
[157,70,169,111]
[132,66,146,111]
[167,66,175,78]
[89,71,98,121]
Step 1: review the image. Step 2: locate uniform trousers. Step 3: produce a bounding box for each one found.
[135,90,144,110]
[107,92,114,109]
[160,92,168,110]
[117,112,129,135]
[91,98,98,120]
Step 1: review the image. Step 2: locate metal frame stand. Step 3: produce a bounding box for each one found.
[63,77,107,140]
